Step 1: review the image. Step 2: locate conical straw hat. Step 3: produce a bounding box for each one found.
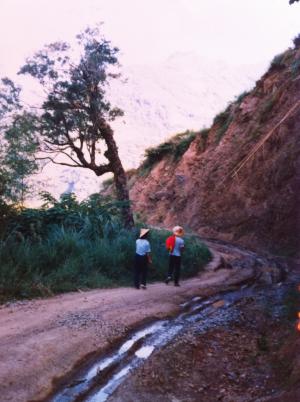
[140,228,150,238]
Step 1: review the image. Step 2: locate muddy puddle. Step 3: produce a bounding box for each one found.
[48,286,256,402]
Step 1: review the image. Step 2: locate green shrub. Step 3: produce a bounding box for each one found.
[174,132,196,159]
[213,105,233,143]
[291,58,300,77]
[140,130,197,174]
[270,53,286,71]
[143,142,174,167]
[235,91,250,104]
[199,128,210,139]
[195,128,210,152]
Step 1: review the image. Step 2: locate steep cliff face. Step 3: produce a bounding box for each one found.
[129,47,300,255]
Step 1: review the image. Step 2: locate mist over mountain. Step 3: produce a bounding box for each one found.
[29,53,264,204]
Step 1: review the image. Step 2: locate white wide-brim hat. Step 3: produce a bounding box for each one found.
[173,226,184,236]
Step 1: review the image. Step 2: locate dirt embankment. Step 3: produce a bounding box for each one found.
[129,47,300,256]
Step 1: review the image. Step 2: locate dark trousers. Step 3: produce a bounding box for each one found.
[168,255,181,285]
[134,254,148,288]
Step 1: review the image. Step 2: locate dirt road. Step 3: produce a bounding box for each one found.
[0,244,279,402]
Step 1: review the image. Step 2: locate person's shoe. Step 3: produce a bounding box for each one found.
[174,283,180,287]
[165,277,171,285]
[141,284,147,290]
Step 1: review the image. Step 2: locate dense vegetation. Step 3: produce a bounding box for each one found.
[0,192,211,302]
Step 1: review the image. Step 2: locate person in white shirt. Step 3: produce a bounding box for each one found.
[165,226,185,286]
[134,228,152,289]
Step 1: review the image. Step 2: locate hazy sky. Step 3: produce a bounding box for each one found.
[0,0,299,76]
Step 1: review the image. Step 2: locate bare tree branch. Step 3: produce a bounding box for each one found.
[35,156,81,168]
[44,139,69,147]
[60,114,90,168]
[40,145,82,166]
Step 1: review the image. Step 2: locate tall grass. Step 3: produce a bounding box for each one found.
[0,195,211,302]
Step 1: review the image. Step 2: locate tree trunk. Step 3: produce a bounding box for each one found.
[113,165,134,229]
[99,120,134,229]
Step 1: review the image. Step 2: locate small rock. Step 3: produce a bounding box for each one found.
[213,300,225,309]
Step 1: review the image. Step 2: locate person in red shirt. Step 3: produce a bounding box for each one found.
[165,226,185,286]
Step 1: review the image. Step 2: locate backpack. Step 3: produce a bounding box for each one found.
[165,235,176,252]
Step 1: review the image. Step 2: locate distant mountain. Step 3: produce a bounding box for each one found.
[29,53,264,204]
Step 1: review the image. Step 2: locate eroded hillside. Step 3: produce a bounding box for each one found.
[129,46,300,256]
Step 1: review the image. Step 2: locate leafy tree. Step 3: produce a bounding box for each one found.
[0,79,38,207]
[290,0,299,4]
[19,27,134,228]
[0,78,21,119]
